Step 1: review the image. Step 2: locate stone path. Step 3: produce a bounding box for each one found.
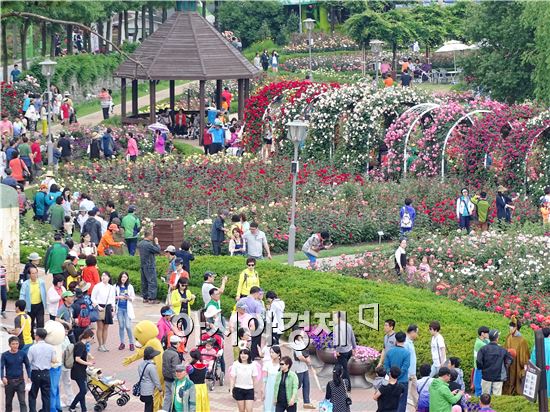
[1,274,378,411]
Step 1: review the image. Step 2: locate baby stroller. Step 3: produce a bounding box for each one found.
[198,333,224,391]
[86,367,130,412]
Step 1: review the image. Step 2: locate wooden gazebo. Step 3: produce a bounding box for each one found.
[113,1,259,135]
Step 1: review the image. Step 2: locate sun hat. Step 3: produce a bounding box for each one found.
[170,335,182,344]
[214,119,222,126]
[164,245,176,253]
[28,252,41,261]
[204,305,221,319]
[77,259,86,266]
[77,281,91,293]
[144,346,161,360]
[64,91,70,96]
[161,307,175,316]
[497,185,508,192]
[45,170,55,177]
[62,291,75,298]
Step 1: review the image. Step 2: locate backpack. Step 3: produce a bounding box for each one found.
[63,343,75,369]
[76,301,91,328]
[400,207,413,228]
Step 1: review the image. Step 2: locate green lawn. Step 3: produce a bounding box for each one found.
[74,80,187,118]
[272,241,394,264]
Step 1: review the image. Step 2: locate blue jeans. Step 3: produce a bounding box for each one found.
[125,238,138,256]
[459,215,471,232]
[304,252,317,268]
[117,307,134,345]
[50,366,62,412]
[474,368,483,396]
[398,380,409,412]
[296,371,311,404]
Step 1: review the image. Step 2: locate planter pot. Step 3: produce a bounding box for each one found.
[347,358,373,389]
[316,348,337,377]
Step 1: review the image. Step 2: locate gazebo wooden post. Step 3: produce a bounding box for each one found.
[149,80,156,124]
[237,78,245,120]
[120,78,127,119]
[169,80,175,112]
[131,79,138,116]
[199,80,206,146]
[244,78,250,101]
[215,79,223,109]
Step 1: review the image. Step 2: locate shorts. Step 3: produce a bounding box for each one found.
[232,387,254,401]
[263,138,273,145]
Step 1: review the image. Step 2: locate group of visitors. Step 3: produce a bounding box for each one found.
[374,317,539,412]
[381,57,433,88]
[254,50,279,73]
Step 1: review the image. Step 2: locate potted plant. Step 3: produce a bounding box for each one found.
[306,328,336,364]
[348,345,380,375]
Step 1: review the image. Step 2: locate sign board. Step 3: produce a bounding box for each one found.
[523,360,541,403]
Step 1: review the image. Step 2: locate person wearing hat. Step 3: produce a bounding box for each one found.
[138,346,163,412]
[70,285,92,342]
[32,184,48,222]
[40,170,57,192]
[476,329,513,396]
[202,271,228,308]
[76,205,89,233]
[20,252,41,287]
[97,223,124,256]
[161,335,182,411]
[503,317,530,395]
[89,132,102,161]
[170,363,196,412]
[157,306,181,345]
[207,119,225,154]
[56,290,75,332]
[164,245,178,276]
[121,205,141,256]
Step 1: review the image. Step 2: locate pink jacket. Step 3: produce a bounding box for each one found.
[156,318,172,341]
[154,135,166,154]
[126,137,138,156]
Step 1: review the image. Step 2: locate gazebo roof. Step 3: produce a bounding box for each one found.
[114,12,260,81]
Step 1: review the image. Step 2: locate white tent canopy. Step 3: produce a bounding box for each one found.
[435,40,476,72]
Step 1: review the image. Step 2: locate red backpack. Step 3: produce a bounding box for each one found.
[76,302,91,328]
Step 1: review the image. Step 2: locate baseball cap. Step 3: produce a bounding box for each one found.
[128,205,136,213]
[203,272,216,280]
[175,364,186,373]
[489,329,500,340]
[161,307,175,316]
[174,258,183,266]
[62,291,75,298]
[164,245,176,253]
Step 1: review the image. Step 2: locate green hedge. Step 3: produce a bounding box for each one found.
[92,255,528,388]
[470,396,539,411]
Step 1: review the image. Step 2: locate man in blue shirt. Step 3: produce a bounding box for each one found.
[1,336,31,412]
[10,64,21,82]
[384,331,411,412]
[207,102,218,124]
[208,120,225,154]
[404,325,418,410]
[1,169,18,189]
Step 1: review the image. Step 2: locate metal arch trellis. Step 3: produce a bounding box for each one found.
[524,124,550,192]
[400,103,441,178]
[440,110,492,182]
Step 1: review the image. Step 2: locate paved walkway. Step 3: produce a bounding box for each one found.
[1,273,377,411]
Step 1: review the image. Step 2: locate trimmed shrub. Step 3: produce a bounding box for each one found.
[94,254,526,388]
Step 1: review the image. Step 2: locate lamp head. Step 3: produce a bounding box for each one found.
[286,119,308,144]
[369,39,384,54]
[40,58,57,77]
[303,18,315,32]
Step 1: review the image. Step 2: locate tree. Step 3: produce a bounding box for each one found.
[345,8,416,69]
[462,1,535,103]
[217,1,287,48]
[522,2,550,104]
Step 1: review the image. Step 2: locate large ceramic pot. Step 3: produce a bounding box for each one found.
[316,348,338,377]
[347,358,373,389]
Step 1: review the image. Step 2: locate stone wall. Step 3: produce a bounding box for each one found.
[60,76,120,105]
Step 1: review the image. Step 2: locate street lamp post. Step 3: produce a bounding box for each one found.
[286,119,308,265]
[369,39,384,88]
[39,58,57,166]
[303,18,315,80]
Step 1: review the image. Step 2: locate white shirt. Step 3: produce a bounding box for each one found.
[76,213,89,233]
[430,334,446,366]
[79,198,95,212]
[41,177,57,192]
[243,230,267,258]
[202,282,215,307]
[230,361,258,389]
[91,282,116,306]
[267,299,285,334]
[47,285,65,316]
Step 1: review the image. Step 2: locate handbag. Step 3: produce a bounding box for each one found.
[318,399,333,412]
[132,363,150,397]
[89,306,100,323]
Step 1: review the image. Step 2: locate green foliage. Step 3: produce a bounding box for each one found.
[94,254,519,387]
[462,1,535,103]
[26,53,123,93]
[243,39,278,60]
[172,140,203,156]
[469,396,538,412]
[522,2,550,104]
[217,1,287,48]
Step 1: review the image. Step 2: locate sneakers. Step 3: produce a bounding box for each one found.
[118,343,125,350]
[1,311,6,319]
[129,344,135,351]
[98,345,110,352]
[304,404,316,409]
